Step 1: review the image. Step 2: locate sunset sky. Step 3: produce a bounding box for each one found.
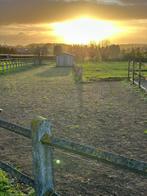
[0,0,147,45]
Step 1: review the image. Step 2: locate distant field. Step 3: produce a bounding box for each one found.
[81,61,128,81]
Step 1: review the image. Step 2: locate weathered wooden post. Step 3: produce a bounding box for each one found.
[128,60,130,80]
[16,59,18,68]
[132,60,135,84]
[73,64,83,83]
[2,61,4,74]
[12,59,15,70]
[18,59,20,67]
[31,116,54,196]
[6,60,8,72]
[15,59,16,69]
[20,59,22,67]
[22,58,24,67]
[138,61,142,88]
[10,60,12,71]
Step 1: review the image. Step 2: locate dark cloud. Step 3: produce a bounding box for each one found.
[0,0,147,25]
[0,0,147,45]
[119,0,147,5]
[0,29,57,45]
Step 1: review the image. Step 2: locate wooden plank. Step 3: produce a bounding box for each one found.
[1,116,147,178]
[132,61,135,84]
[41,136,147,175]
[138,62,142,88]
[0,161,34,187]
[0,161,59,196]
[0,118,31,138]
[128,61,130,80]
[133,69,147,72]
[31,116,55,196]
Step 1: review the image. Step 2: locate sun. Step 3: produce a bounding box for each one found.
[51,17,122,44]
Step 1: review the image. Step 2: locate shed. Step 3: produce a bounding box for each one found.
[56,53,74,67]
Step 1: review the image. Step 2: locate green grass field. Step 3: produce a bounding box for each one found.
[81,61,128,81]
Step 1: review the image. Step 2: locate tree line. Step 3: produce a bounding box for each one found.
[1,43,147,62]
[0,45,16,54]
[48,42,147,62]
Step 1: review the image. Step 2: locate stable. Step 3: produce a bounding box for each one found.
[56,53,74,67]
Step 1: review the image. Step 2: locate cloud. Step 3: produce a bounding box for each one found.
[1,19,147,45]
[0,23,55,45]
[0,0,147,25]
[119,0,147,5]
[0,0,147,45]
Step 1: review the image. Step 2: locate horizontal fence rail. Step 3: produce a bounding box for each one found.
[0,118,31,138]
[0,56,55,75]
[41,136,147,174]
[1,118,147,174]
[0,161,58,196]
[0,161,34,187]
[0,117,147,195]
[0,58,36,74]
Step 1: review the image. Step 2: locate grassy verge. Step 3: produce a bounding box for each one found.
[81,61,128,81]
[0,170,34,196]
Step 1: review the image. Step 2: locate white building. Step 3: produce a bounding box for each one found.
[56,53,74,67]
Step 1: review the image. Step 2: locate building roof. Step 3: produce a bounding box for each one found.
[57,52,74,57]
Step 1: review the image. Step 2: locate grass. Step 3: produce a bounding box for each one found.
[0,170,24,196]
[81,61,128,81]
[0,170,34,196]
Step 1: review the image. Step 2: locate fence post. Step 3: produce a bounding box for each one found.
[128,60,130,80]
[6,60,8,72]
[12,60,14,70]
[138,61,142,88]
[31,116,54,196]
[2,62,4,74]
[132,60,135,84]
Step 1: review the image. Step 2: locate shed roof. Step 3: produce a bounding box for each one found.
[57,52,75,57]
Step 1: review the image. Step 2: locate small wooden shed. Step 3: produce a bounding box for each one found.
[56,53,74,67]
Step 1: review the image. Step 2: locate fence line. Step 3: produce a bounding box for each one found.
[0,161,34,187]
[0,117,147,195]
[0,118,31,138]
[0,58,37,74]
[0,57,56,75]
[128,60,147,91]
[41,136,147,174]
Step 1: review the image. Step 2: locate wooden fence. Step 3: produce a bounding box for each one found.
[0,117,147,195]
[0,58,37,74]
[0,55,56,75]
[128,60,147,91]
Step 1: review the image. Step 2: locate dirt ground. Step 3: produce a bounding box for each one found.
[0,65,147,195]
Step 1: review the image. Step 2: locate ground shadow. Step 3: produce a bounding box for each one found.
[36,66,72,78]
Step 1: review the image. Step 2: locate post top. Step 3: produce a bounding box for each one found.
[31,116,47,130]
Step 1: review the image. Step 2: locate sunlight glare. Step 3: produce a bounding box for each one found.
[51,18,122,44]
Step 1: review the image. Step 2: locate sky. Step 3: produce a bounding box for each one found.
[0,0,147,45]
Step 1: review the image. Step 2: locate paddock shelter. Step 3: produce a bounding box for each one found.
[56,53,74,67]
